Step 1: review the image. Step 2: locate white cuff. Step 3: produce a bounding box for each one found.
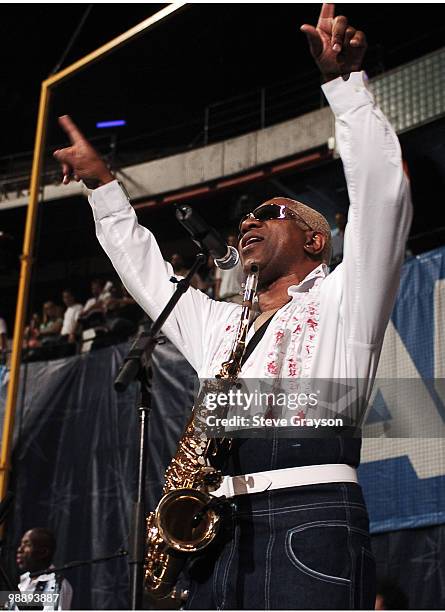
[321,71,374,116]
[88,179,130,220]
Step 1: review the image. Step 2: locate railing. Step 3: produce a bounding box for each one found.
[0,133,114,200]
[1,46,444,201]
[202,70,324,145]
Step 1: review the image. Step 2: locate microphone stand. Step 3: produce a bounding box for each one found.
[114,252,207,610]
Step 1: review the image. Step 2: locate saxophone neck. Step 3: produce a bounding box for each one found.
[218,263,259,379]
[243,263,259,307]
[239,263,259,333]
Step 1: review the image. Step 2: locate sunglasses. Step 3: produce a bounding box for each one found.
[238,204,313,238]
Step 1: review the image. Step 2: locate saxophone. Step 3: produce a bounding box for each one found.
[144,264,259,601]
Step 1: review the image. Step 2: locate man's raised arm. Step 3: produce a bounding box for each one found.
[303,4,413,347]
[53,117,237,372]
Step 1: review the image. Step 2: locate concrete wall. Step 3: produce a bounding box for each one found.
[1,106,334,211]
[3,47,444,211]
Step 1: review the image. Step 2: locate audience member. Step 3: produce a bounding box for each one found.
[197,255,217,297]
[61,290,83,344]
[15,528,73,610]
[331,211,347,269]
[170,253,189,278]
[105,283,138,316]
[104,283,142,342]
[0,315,7,364]
[24,313,41,350]
[79,279,111,330]
[22,303,64,361]
[214,233,244,304]
[38,302,63,345]
[170,253,201,289]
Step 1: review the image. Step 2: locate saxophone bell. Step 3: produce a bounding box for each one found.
[155,488,220,553]
[144,488,221,601]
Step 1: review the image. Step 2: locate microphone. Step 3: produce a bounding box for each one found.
[175,204,240,270]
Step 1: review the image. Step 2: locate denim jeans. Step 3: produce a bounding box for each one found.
[185,481,376,610]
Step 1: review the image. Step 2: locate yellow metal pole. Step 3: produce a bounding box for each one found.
[45,2,187,88]
[0,82,51,499]
[0,1,187,501]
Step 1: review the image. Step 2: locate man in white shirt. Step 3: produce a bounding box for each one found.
[81,278,112,314]
[61,290,83,344]
[53,5,412,609]
[15,528,72,610]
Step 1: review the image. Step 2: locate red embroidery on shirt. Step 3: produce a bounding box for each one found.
[288,360,298,377]
[267,361,278,375]
[275,330,285,343]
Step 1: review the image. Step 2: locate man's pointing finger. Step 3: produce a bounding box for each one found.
[58,115,85,144]
[318,3,335,24]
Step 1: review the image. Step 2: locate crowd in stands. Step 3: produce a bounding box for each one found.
[18,239,247,364]
[5,216,350,367]
[1,213,352,368]
[2,218,351,367]
[23,278,144,362]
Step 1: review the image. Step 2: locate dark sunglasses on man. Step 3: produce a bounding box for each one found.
[238,203,314,241]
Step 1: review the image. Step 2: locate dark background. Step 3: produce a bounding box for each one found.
[2,3,445,156]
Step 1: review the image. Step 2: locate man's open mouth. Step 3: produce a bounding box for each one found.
[241,233,264,251]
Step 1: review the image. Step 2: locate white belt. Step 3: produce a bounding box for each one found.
[211,464,358,498]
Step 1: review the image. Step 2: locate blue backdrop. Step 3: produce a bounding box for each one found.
[359,245,445,533]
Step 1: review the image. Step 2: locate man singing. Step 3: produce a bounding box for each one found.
[54,5,412,609]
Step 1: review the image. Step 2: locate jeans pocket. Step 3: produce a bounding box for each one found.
[285,520,353,585]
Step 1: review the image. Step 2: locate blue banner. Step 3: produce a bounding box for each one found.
[360,246,445,533]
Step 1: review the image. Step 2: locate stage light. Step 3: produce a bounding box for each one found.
[96,120,126,128]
